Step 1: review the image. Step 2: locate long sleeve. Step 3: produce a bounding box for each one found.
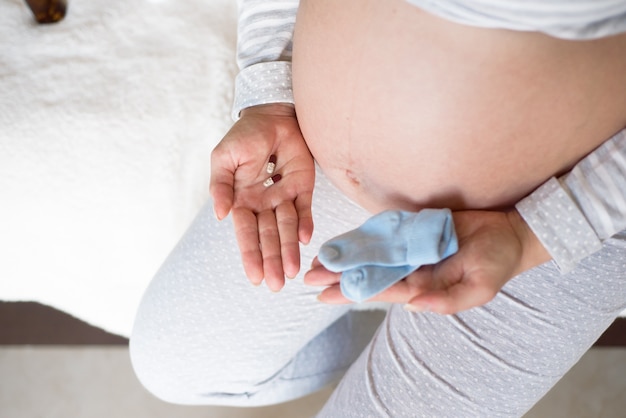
[406,0,626,40]
[231,0,299,121]
[517,130,626,272]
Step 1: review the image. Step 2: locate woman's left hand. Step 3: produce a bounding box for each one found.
[304,210,551,314]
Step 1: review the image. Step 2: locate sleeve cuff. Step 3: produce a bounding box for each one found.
[516,177,602,273]
[231,61,295,121]
[559,130,626,240]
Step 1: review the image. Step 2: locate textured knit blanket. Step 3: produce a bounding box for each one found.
[0,0,237,336]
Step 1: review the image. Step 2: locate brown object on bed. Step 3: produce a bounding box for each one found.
[0,301,127,345]
[24,0,67,24]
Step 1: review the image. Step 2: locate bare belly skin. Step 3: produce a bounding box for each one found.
[292,0,626,213]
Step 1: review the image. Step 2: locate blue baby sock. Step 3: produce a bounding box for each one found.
[339,264,417,303]
[318,209,458,302]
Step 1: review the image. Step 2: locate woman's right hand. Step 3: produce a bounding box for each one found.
[210,104,315,291]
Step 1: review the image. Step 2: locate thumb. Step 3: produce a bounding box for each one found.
[209,153,236,220]
[210,182,234,220]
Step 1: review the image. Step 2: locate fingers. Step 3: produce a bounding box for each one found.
[317,285,352,304]
[232,208,264,284]
[305,262,433,306]
[303,262,341,286]
[275,202,301,279]
[257,209,285,292]
[233,201,306,291]
[209,151,235,220]
[232,206,294,292]
[295,193,314,245]
[304,263,349,304]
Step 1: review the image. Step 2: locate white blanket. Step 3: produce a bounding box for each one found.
[0,0,237,336]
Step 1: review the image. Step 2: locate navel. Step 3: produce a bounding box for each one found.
[345,169,361,187]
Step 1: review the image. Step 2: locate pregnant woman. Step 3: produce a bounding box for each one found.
[130,1,626,416]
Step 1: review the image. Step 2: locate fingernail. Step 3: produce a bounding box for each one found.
[212,206,220,220]
[403,303,430,313]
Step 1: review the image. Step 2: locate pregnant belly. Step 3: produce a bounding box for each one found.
[292,0,626,213]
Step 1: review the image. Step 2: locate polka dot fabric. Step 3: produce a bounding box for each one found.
[130,165,626,415]
[516,177,602,272]
[231,61,294,121]
[517,130,626,273]
[130,168,377,406]
[318,230,626,417]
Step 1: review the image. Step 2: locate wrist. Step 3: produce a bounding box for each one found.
[240,103,296,119]
[506,209,552,275]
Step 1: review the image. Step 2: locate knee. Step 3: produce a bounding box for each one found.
[129,320,195,404]
[129,312,294,406]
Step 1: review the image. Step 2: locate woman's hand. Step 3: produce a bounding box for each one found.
[304,210,551,314]
[210,104,315,291]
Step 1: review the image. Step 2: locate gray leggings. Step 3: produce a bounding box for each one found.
[130,171,626,417]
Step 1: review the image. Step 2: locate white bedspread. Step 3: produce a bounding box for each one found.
[0,0,237,336]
